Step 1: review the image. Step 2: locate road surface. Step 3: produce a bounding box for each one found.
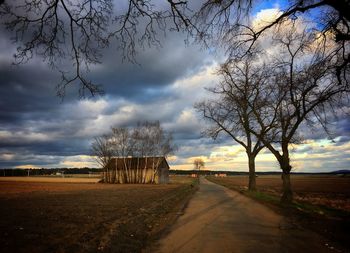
[154,177,334,253]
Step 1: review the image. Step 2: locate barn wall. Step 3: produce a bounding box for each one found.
[156,161,169,184]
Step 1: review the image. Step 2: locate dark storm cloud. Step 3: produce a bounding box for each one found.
[90,34,212,101]
[0,3,348,170]
[0,136,90,155]
[0,63,58,123]
[0,20,217,168]
[0,152,64,168]
[335,117,350,137]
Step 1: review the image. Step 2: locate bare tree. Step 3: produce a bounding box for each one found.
[110,127,135,157]
[92,120,176,183]
[132,121,175,158]
[91,135,113,182]
[248,22,349,203]
[109,126,135,182]
[195,58,265,191]
[193,158,204,182]
[132,121,176,183]
[193,158,205,171]
[193,0,350,86]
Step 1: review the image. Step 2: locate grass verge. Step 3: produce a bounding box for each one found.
[206,176,350,252]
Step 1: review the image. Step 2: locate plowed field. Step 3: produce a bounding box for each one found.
[0,176,196,253]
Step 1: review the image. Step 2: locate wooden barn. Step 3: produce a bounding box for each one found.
[104,157,170,184]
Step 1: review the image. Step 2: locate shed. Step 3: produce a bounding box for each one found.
[105,157,170,184]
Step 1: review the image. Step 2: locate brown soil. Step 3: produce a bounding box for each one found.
[207,175,350,252]
[0,176,100,184]
[0,176,197,253]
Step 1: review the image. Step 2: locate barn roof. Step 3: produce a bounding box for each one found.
[109,157,170,169]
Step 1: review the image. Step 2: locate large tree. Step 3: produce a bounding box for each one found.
[195,58,266,191]
[247,21,349,203]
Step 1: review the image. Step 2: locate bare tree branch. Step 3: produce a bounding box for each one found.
[0,0,193,97]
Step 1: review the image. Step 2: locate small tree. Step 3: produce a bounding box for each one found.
[193,158,204,182]
[193,158,205,171]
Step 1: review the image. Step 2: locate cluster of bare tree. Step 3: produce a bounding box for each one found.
[91,121,175,183]
[196,20,349,203]
[1,1,349,97]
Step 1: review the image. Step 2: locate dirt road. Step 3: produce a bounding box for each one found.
[154,177,334,253]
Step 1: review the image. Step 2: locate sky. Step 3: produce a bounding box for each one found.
[0,1,349,172]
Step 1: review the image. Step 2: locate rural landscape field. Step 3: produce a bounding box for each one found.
[0,174,349,252]
[0,176,197,253]
[1,0,350,252]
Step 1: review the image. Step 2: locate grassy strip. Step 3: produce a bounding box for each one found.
[206,176,349,217]
[206,176,350,251]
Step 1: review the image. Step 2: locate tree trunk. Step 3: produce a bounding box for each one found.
[136,157,140,183]
[142,157,148,184]
[280,157,293,204]
[105,167,110,183]
[278,142,293,204]
[123,158,129,183]
[248,155,257,191]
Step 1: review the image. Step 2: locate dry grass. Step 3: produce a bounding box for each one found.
[0,176,197,253]
[208,175,350,211]
[207,175,350,251]
[169,175,197,184]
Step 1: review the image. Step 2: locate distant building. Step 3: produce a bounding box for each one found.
[190,174,198,178]
[105,157,169,184]
[215,173,227,177]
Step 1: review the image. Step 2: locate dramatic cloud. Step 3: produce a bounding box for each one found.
[0,4,349,172]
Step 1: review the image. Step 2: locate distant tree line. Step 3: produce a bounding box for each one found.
[2,168,344,177]
[91,121,176,183]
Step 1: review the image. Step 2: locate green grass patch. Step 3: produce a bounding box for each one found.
[245,190,280,205]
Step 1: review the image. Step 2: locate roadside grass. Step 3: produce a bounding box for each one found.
[206,176,350,251]
[206,176,350,217]
[243,189,350,218]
